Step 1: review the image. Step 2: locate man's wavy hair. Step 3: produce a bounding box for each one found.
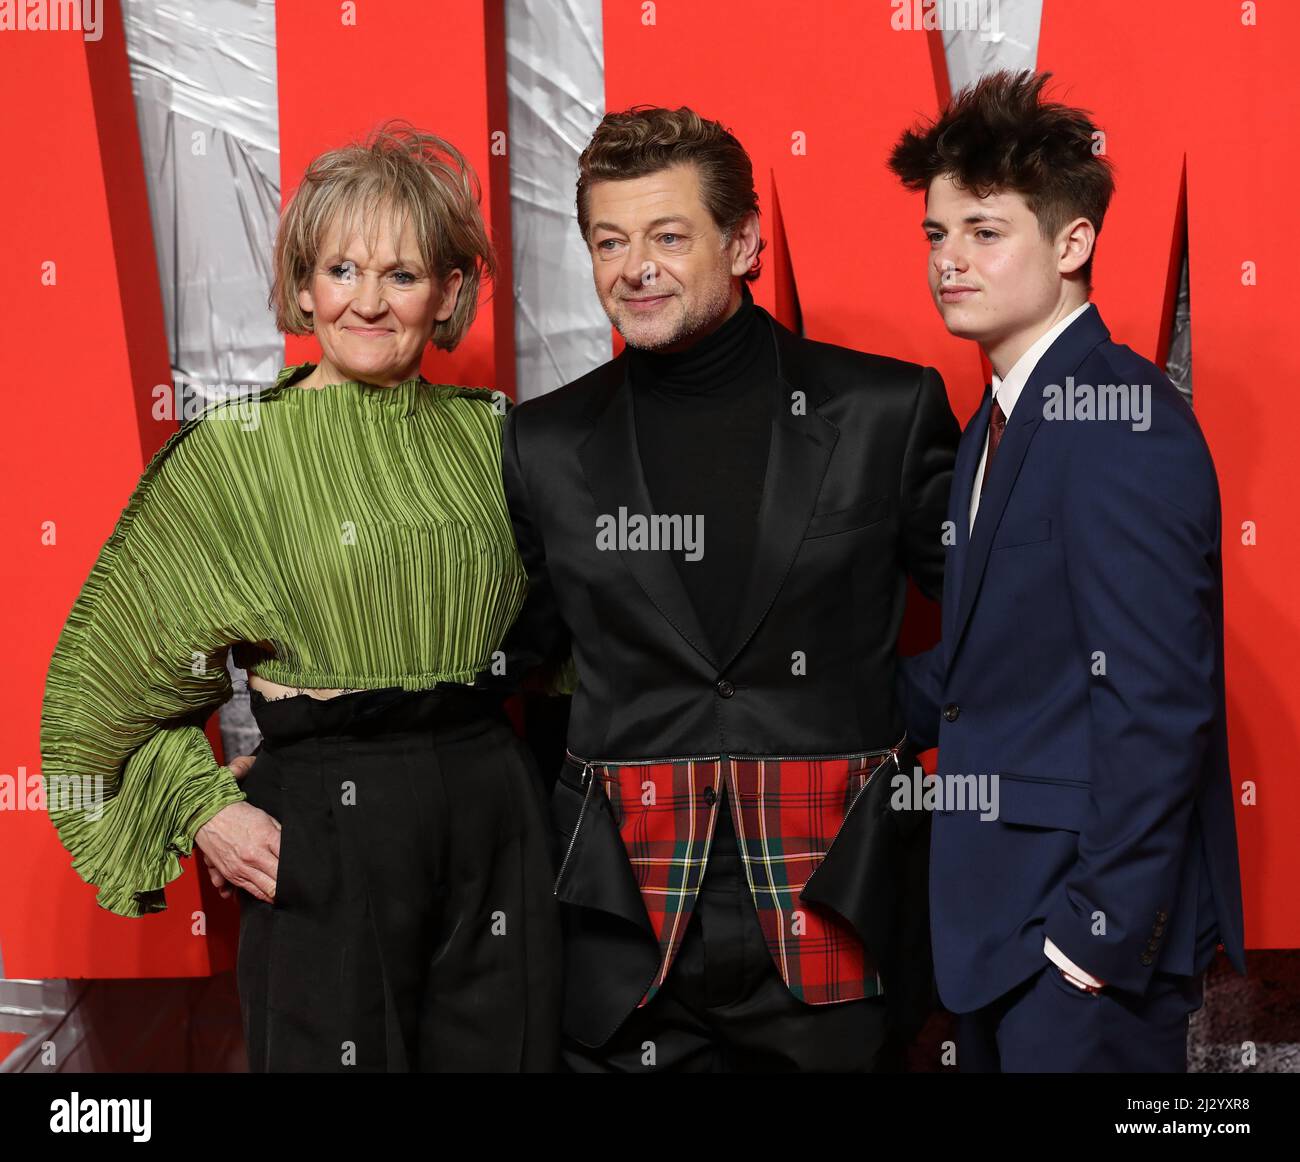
[269,119,496,352]
[888,70,1115,290]
[576,105,767,283]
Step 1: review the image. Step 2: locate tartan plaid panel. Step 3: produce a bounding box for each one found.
[596,759,723,1007]
[588,752,892,1009]
[728,756,884,1004]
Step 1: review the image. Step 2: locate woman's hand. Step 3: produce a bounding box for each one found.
[227,753,257,780]
[195,757,280,903]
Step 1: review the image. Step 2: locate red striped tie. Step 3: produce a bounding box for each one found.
[980,396,1007,493]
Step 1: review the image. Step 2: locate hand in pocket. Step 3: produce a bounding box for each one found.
[195,798,282,904]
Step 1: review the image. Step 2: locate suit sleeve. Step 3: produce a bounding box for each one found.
[1042,400,1221,994]
[899,365,960,603]
[40,422,248,918]
[474,403,574,695]
[893,365,959,749]
[896,645,945,752]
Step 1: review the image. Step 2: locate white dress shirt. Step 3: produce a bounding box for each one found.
[968,301,1094,533]
[963,301,1105,990]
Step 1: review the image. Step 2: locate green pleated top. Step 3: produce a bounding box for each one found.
[40,363,526,918]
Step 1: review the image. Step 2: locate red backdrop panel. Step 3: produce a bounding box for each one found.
[602,0,978,413]
[1039,0,1300,950]
[3,0,513,979]
[602,0,958,755]
[276,0,515,394]
[6,0,1294,984]
[0,0,230,979]
[605,0,1296,947]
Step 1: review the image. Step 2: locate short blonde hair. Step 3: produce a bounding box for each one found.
[269,119,496,352]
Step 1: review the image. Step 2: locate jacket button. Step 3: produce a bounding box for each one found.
[1140,952,1155,966]
[716,678,735,698]
[703,786,717,806]
[943,703,960,722]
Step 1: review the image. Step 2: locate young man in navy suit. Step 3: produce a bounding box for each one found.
[889,70,1245,1072]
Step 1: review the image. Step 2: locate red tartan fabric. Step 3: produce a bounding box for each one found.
[582,747,900,1006]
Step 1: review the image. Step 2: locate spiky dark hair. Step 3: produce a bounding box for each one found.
[888,70,1115,288]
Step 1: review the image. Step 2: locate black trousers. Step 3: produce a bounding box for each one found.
[236,686,562,1072]
[955,959,1206,1072]
[561,788,901,1072]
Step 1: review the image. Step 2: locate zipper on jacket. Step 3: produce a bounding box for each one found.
[555,741,908,903]
[803,743,905,877]
[564,748,723,767]
[554,761,595,893]
[564,740,904,767]
[731,745,901,762]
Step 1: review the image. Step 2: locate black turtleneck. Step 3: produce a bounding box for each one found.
[629,283,776,661]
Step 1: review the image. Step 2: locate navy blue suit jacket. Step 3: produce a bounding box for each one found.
[898,304,1246,1013]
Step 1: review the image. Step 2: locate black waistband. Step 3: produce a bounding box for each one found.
[249,683,507,746]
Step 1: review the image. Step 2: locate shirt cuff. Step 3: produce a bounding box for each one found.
[1044,935,1106,988]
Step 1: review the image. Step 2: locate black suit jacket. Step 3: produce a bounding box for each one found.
[495,306,960,1046]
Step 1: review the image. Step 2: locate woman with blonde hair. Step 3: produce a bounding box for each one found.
[40,121,561,1072]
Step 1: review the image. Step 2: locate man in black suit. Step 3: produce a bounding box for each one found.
[495,105,960,1071]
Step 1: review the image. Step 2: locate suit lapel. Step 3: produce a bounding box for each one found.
[578,354,720,669]
[719,310,839,672]
[944,389,990,646]
[577,310,838,675]
[949,397,1044,653]
[948,306,1112,660]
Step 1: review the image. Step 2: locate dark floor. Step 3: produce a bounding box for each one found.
[4,950,1295,1072]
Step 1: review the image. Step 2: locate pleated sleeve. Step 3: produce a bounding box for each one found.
[40,415,250,918]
